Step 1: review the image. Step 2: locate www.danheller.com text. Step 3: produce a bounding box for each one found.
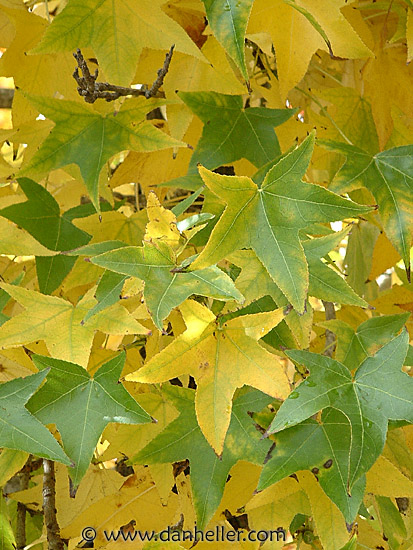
[81,525,287,543]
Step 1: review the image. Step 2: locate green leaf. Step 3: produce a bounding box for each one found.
[27,353,153,486]
[320,140,413,273]
[0,177,91,293]
[132,386,274,529]
[82,271,127,323]
[90,240,244,330]
[191,134,372,311]
[0,371,70,464]
[303,230,367,307]
[264,331,412,510]
[258,408,366,523]
[0,492,16,550]
[179,91,295,170]
[318,313,410,369]
[30,0,203,86]
[202,0,254,80]
[19,95,185,211]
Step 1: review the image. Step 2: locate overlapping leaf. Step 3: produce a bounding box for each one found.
[260,330,412,521]
[320,140,413,274]
[90,241,243,330]
[20,95,185,211]
[27,353,152,486]
[0,371,70,464]
[0,284,149,367]
[30,0,203,86]
[133,385,274,529]
[190,134,372,311]
[180,91,294,170]
[202,0,254,81]
[128,299,290,454]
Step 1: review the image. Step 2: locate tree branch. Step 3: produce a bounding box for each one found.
[43,459,64,550]
[73,46,174,103]
[15,456,32,550]
[0,88,14,108]
[322,300,336,358]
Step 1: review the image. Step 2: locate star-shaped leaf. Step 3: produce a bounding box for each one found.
[265,330,412,502]
[320,140,413,274]
[0,370,70,465]
[258,408,366,523]
[27,353,153,486]
[128,300,290,454]
[19,95,185,211]
[0,178,91,293]
[133,385,274,529]
[30,0,203,86]
[90,240,244,330]
[0,284,150,367]
[190,134,372,312]
[179,91,295,170]
[202,0,254,81]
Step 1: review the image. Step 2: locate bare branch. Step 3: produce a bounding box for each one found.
[15,456,32,550]
[43,459,64,550]
[73,46,174,103]
[0,88,14,108]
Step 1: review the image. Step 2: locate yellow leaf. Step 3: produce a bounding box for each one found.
[0,284,149,367]
[407,9,413,63]
[369,232,401,281]
[0,218,58,256]
[366,456,413,498]
[127,300,290,454]
[0,449,28,486]
[248,0,372,99]
[144,192,182,251]
[297,471,350,550]
[74,210,148,245]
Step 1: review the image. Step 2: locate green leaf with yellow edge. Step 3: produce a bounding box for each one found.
[320,140,413,275]
[0,284,150,367]
[128,299,290,454]
[26,353,153,486]
[19,95,185,211]
[0,371,70,465]
[90,241,244,330]
[190,134,372,312]
[202,0,254,81]
[133,385,274,529]
[179,91,294,170]
[262,330,412,518]
[30,0,203,86]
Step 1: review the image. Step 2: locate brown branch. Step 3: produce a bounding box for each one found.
[322,300,336,358]
[42,459,64,550]
[0,88,14,108]
[15,456,32,550]
[73,46,174,103]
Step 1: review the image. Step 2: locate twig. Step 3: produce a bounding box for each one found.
[15,456,32,550]
[322,301,336,358]
[73,46,174,103]
[42,460,64,550]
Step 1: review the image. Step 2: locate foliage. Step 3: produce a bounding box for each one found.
[0,1,412,549]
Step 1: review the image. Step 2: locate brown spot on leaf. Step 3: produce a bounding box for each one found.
[323,459,333,469]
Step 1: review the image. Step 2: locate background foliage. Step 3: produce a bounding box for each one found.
[0,1,412,549]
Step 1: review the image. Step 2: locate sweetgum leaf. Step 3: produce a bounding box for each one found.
[133,386,274,529]
[0,370,70,464]
[90,241,244,330]
[27,353,153,486]
[128,300,289,454]
[264,330,412,507]
[190,134,372,311]
[19,95,185,211]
